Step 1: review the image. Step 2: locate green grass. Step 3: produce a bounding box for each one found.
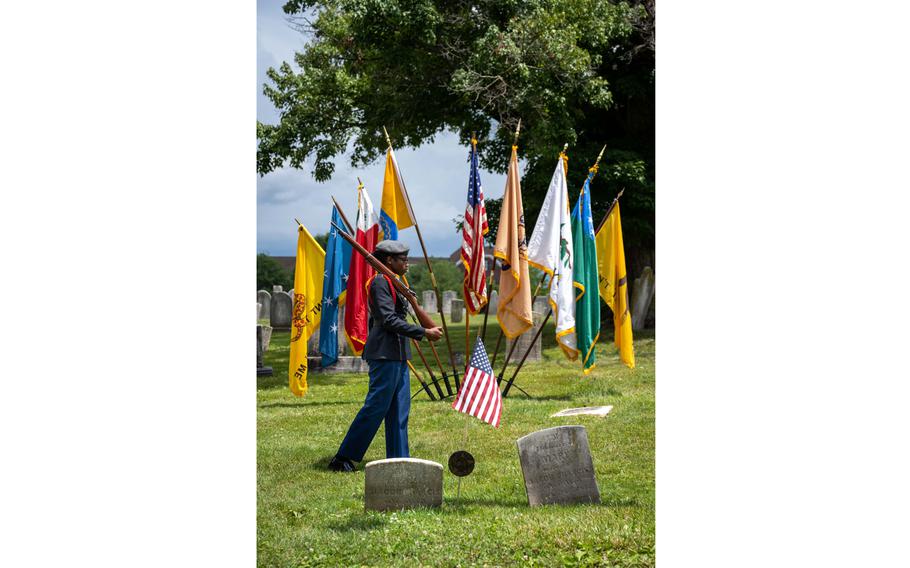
[258,318,655,567]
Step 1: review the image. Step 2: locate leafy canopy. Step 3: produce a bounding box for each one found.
[259,0,654,270]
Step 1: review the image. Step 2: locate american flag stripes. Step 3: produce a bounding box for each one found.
[460,139,489,314]
[452,337,502,427]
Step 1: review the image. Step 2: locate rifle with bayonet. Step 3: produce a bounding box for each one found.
[330,221,440,333]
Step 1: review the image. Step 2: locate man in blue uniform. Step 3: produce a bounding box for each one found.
[329,240,443,472]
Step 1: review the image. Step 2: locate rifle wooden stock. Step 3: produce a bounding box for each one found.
[330,222,438,331]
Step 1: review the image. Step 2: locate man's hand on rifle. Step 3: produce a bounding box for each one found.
[424,327,443,342]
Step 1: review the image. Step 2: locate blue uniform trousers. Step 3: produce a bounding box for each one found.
[337,360,411,461]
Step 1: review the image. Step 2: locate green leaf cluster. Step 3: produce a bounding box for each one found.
[259,0,655,275]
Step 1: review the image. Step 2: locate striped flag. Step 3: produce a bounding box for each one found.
[452,337,502,427]
[460,137,489,314]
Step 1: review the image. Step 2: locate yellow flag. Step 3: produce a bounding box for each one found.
[493,145,533,338]
[595,203,634,368]
[289,224,326,397]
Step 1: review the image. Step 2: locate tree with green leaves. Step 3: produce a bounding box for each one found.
[259,0,654,276]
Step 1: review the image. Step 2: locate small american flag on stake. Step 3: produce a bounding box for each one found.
[452,337,502,427]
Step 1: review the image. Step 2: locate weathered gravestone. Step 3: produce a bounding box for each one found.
[259,325,273,353]
[533,295,549,316]
[450,299,464,323]
[550,406,613,418]
[256,325,273,376]
[442,290,456,315]
[505,310,543,364]
[272,285,283,294]
[257,290,271,320]
[422,290,437,313]
[488,290,499,312]
[270,291,293,330]
[631,267,655,330]
[307,327,320,356]
[364,458,443,511]
[516,425,600,506]
[256,303,261,322]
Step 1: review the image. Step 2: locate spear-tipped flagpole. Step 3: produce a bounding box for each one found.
[595,188,626,234]
[383,126,461,393]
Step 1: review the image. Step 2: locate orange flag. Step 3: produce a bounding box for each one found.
[493,145,533,338]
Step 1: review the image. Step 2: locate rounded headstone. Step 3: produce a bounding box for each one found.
[364,458,443,512]
[516,425,600,506]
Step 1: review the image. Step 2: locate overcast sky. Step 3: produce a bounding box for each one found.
[257,0,511,257]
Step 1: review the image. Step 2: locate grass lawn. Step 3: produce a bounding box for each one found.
[258,316,655,567]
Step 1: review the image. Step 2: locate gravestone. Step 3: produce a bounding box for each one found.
[364,458,443,511]
[516,425,600,506]
[288,288,294,299]
[256,303,261,322]
[259,325,273,353]
[257,290,271,320]
[450,299,464,323]
[422,290,437,313]
[631,267,655,330]
[533,296,549,316]
[272,285,283,294]
[256,325,273,376]
[550,406,613,418]
[442,290,456,315]
[307,327,320,356]
[488,290,499,312]
[313,356,369,374]
[505,310,542,366]
[270,291,293,331]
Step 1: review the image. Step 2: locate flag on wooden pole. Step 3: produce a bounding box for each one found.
[452,337,502,427]
[318,205,353,367]
[596,202,635,368]
[571,168,601,375]
[379,148,416,240]
[461,137,489,314]
[493,145,533,338]
[343,185,380,355]
[289,223,325,397]
[527,151,579,360]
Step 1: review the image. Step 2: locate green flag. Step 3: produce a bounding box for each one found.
[571,167,600,374]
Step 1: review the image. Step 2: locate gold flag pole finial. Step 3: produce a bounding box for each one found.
[595,144,606,167]
[356,176,364,189]
[513,119,521,147]
[383,126,392,149]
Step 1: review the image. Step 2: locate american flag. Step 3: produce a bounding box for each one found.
[452,337,502,427]
[461,139,489,314]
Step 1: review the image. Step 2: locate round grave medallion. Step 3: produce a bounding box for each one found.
[448,450,475,477]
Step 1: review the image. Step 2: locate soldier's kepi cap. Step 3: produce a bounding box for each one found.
[373,240,410,257]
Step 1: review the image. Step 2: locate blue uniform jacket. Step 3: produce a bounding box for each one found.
[362,274,426,361]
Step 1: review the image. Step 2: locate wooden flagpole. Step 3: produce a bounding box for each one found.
[501,147,614,396]
[331,193,442,399]
[383,126,461,392]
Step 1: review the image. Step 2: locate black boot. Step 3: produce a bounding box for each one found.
[328,455,356,472]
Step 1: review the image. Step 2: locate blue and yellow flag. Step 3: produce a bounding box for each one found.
[379,148,416,240]
[571,167,601,375]
[319,206,352,367]
[289,223,325,397]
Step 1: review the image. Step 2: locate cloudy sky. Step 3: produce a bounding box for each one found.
[257,0,511,258]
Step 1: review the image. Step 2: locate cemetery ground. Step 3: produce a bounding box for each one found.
[257,316,655,567]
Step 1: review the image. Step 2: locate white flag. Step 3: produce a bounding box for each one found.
[526,153,579,359]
